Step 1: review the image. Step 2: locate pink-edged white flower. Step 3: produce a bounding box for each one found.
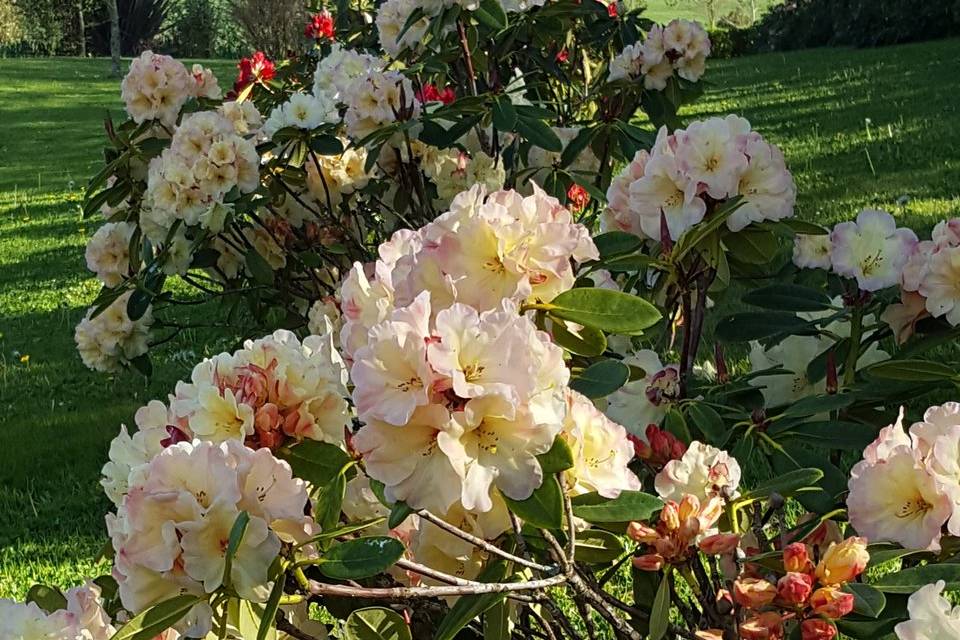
[0,581,118,640]
[792,233,832,270]
[75,291,153,373]
[932,218,960,250]
[901,240,936,292]
[85,221,135,287]
[608,42,643,82]
[628,148,707,241]
[674,115,750,200]
[605,350,680,434]
[894,580,960,640]
[919,246,960,325]
[728,135,795,232]
[655,441,741,503]
[829,209,918,291]
[848,443,951,551]
[562,390,641,498]
[121,51,192,125]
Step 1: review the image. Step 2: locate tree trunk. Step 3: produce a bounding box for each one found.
[78,1,86,57]
[106,0,120,76]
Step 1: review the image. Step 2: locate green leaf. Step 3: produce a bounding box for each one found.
[26,584,67,613]
[571,491,663,523]
[318,537,405,580]
[773,420,879,450]
[873,563,960,593]
[222,511,250,588]
[575,529,626,563]
[126,287,152,321]
[601,254,656,273]
[570,359,630,399]
[503,476,563,529]
[245,248,275,285]
[315,470,347,531]
[473,0,507,30]
[549,288,661,335]
[257,576,285,640]
[537,436,575,474]
[782,219,829,235]
[844,582,886,618]
[593,231,643,259]
[128,353,153,378]
[434,560,510,640]
[344,607,412,640]
[549,317,607,357]
[560,126,598,169]
[663,408,691,444]
[779,393,854,418]
[483,600,510,640]
[648,572,671,640]
[684,403,729,446]
[516,116,563,152]
[866,359,959,382]
[715,311,812,342]
[310,135,345,156]
[110,595,203,640]
[742,284,834,312]
[737,468,824,502]
[491,96,517,132]
[278,441,356,486]
[723,227,781,264]
[771,444,846,513]
[388,501,414,529]
[866,543,932,568]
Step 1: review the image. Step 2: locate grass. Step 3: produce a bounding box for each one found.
[1,39,959,602]
[639,0,782,25]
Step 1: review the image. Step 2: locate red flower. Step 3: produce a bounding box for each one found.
[305,10,336,41]
[416,83,456,105]
[606,2,618,18]
[566,183,590,212]
[555,48,569,64]
[234,51,276,94]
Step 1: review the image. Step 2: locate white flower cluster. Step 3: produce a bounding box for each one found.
[218,100,264,136]
[263,91,339,138]
[190,63,222,100]
[342,69,421,141]
[143,111,259,242]
[85,221,135,287]
[305,142,371,208]
[100,330,349,505]
[421,147,506,205]
[608,20,711,89]
[313,44,384,104]
[0,582,116,640]
[655,441,741,504]
[121,51,193,126]
[848,403,960,551]
[337,184,598,358]
[604,116,795,241]
[107,439,315,635]
[74,291,152,373]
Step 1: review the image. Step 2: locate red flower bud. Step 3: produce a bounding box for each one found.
[783,542,814,575]
[800,619,837,640]
[566,183,590,213]
[698,533,740,555]
[632,553,664,571]
[776,572,814,606]
[809,587,854,619]
[305,10,335,40]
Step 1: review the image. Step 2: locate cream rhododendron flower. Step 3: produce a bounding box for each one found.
[190,63,221,99]
[608,42,643,82]
[605,350,680,435]
[85,221,135,287]
[109,440,313,629]
[792,233,832,270]
[74,291,153,373]
[0,582,117,640]
[655,441,741,503]
[728,134,796,231]
[313,44,383,103]
[121,51,192,125]
[895,580,960,640]
[562,390,641,498]
[674,115,750,200]
[919,246,960,325]
[829,208,918,291]
[628,150,707,241]
[342,69,420,141]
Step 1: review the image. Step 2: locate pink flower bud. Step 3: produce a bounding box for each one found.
[783,543,814,575]
[740,612,784,640]
[815,537,869,585]
[733,578,777,609]
[699,533,740,555]
[626,521,659,544]
[809,587,854,619]
[801,619,837,640]
[777,572,814,605]
[632,553,665,571]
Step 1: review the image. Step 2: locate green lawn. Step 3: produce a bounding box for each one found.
[639,0,782,25]
[1,40,959,600]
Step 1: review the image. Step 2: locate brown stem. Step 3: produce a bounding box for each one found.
[275,616,323,640]
[306,574,567,599]
[394,558,482,587]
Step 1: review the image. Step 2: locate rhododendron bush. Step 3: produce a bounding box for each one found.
[13,0,958,639]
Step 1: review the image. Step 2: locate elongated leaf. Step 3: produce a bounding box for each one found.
[742,284,833,312]
[537,436,575,474]
[593,231,643,259]
[315,469,347,531]
[345,607,412,640]
[648,572,671,640]
[222,511,250,588]
[845,582,886,618]
[279,441,356,486]
[549,317,607,357]
[388,501,414,529]
[503,476,563,529]
[684,403,728,446]
[737,468,824,502]
[570,359,630,398]
[111,595,203,640]
[774,420,879,450]
[723,227,780,264]
[26,585,66,613]
[516,116,562,153]
[782,219,829,235]
[779,393,854,418]
[549,288,661,334]
[257,576,285,640]
[874,563,960,593]
[310,135,345,156]
[483,600,510,640]
[575,529,626,563]
[866,359,958,382]
[571,491,662,523]
[245,248,275,285]
[434,560,510,640]
[491,96,517,132]
[473,0,507,29]
[560,126,597,168]
[319,537,405,580]
[866,543,932,567]
[715,311,812,342]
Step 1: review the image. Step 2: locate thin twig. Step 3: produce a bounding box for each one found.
[307,574,567,599]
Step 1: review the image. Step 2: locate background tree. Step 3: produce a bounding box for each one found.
[106,0,119,75]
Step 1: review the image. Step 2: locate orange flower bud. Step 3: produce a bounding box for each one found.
[698,496,725,530]
[801,619,837,640]
[679,494,701,521]
[776,572,814,605]
[695,630,724,640]
[783,542,814,574]
[809,587,855,619]
[632,553,665,571]
[679,516,701,542]
[740,612,784,640]
[815,537,869,585]
[626,521,660,544]
[733,577,777,609]
[699,533,741,555]
[661,501,680,531]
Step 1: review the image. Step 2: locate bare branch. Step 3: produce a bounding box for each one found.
[307,574,567,600]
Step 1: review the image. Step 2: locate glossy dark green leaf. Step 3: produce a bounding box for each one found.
[571,491,663,523]
[715,311,811,342]
[774,420,879,450]
[516,115,563,152]
[309,134,345,155]
[388,501,414,529]
[278,441,356,486]
[26,584,67,613]
[126,287,152,321]
[866,359,958,382]
[111,595,203,640]
[737,468,823,502]
[257,575,285,640]
[537,436,575,474]
[344,607,412,640]
[549,288,661,334]
[570,359,630,398]
[319,537,405,580]
[845,582,886,618]
[684,402,729,446]
[491,96,517,132]
[245,248,275,285]
[648,572,671,640]
[742,284,833,312]
[779,393,854,418]
[473,0,507,30]
[723,227,781,264]
[503,476,563,529]
[434,560,510,640]
[593,231,643,259]
[549,317,607,357]
[575,529,626,563]
[873,564,960,593]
